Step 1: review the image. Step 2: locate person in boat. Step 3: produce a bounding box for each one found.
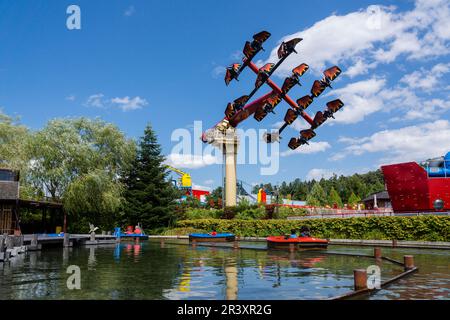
[134,225,142,234]
[289,229,298,239]
[300,226,311,237]
[209,229,218,236]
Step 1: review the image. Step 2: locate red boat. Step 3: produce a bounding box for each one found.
[266,236,328,249]
[381,152,450,213]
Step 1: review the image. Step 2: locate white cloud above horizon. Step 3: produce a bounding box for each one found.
[165,153,220,169]
[84,94,148,112]
[332,119,450,164]
[261,0,450,77]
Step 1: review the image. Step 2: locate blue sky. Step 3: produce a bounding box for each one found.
[0,0,449,191]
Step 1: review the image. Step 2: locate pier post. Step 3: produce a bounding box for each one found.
[353,269,368,291]
[404,255,415,270]
[31,234,38,246]
[374,247,382,260]
[392,239,398,248]
[90,232,95,242]
[5,236,14,250]
[0,235,4,252]
[191,239,196,248]
[160,239,165,248]
[233,241,239,250]
[0,236,4,261]
[289,243,295,253]
[63,233,70,247]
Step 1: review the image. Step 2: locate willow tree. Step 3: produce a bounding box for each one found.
[0,112,30,170]
[28,117,136,230]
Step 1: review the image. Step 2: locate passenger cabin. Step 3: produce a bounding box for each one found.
[421,152,450,178]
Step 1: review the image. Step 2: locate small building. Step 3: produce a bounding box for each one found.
[0,168,64,234]
[362,190,391,210]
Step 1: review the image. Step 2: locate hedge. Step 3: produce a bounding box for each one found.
[176,216,450,241]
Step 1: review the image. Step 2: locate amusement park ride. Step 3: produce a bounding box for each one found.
[201,31,345,206]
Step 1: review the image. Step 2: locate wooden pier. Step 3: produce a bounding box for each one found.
[0,233,118,262]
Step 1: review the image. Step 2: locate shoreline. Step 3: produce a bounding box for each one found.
[148,235,450,250]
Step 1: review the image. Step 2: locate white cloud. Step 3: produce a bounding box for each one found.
[281,141,331,157]
[165,153,219,169]
[336,120,450,164]
[124,6,135,17]
[211,65,225,79]
[85,93,105,108]
[65,94,76,101]
[400,62,450,91]
[325,77,386,124]
[110,96,148,111]
[192,184,212,192]
[262,1,450,77]
[306,168,340,181]
[272,118,310,132]
[204,179,214,185]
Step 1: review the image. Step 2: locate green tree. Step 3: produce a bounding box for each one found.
[347,192,361,207]
[122,124,177,231]
[29,117,135,201]
[0,112,31,170]
[28,117,135,231]
[328,187,343,208]
[306,182,327,207]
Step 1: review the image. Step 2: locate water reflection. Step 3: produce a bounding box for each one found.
[0,241,448,300]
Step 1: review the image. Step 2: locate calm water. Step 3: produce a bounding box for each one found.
[0,240,448,300]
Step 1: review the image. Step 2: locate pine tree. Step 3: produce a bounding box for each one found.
[347,192,361,208]
[306,182,327,207]
[122,124,177,231]
[328,187,343,208]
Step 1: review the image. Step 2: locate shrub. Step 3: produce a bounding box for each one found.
[175,216,450,241]
[235,207,266,220]
[162,227,206,236]
[184,208,223,220]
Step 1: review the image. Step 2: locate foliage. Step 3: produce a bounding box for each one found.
[184,208,222,220]
[122,124,178,231]
[176,216,450,241]
[161,227,207,236]
[64,169,124,229]
[347,192,361,207]
[328,187,343,208]
[28,117,135,201]
[255,170,385,202]
[0,112,31,170]
[275,206,308,219]
[306,182,327,206]
[235,206,266,220]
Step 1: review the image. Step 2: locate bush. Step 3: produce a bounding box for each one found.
[184,208,222,220]
[275,206,308,219]
[235,207,266,220]
[175,216,450,241]
[162,227,206,236]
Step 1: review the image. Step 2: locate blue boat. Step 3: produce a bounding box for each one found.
[114,227,149,240]
[189,233,235,242]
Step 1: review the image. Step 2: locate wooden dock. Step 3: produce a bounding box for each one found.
[0,233,119,262]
